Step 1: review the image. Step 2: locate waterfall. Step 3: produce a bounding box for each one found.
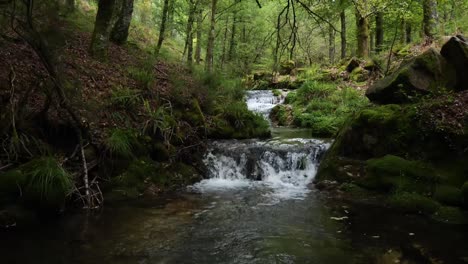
[191,90,330,201]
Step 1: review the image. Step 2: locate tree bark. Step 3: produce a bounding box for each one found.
[228,4,238,61]
[328,23,335,64]
[90,0,118,58]
[184,0,197,65]
[340,10,346,59]
[375,12,383,53]
[195,8,202,64]
[405,23,412,43]
[205,0,217,72]
[155,0,170,55]
[423,0,438,42]
[220,17,229,68]
[110,0,134,45]
[356,10,369,58]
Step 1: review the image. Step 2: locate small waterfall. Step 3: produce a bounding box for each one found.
[192,90,330,201]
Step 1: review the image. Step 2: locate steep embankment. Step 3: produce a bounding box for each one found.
[315,36,468,224]
[0,15,269,226]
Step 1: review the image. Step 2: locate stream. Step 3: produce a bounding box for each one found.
[1,90,467,264]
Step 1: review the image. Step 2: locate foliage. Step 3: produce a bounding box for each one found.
[105,129,136,157]
[110,86,141,110]
[20,157,72,205]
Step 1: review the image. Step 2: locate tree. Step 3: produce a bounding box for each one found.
[375,12,383,53]
[195,7,203,64]
[110,0,135,45]
[155,0,170,55]
[355,8,369,58]
[90,0,119,58]
[205,0,217,72]
[423,0,438,42]
[340,9,347,59]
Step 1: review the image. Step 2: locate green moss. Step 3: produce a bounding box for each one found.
[433,185,463,206]
[432,206,467,224]
[388,192,440,215]
[461,181,468,204]
[363,155,440,192]
[105,129,138,157]
[272,89,281,97]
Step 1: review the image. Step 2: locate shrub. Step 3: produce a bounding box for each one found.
[20,157,72,206]
[110,86,141,110]
[127,66,155,89]
[105,129,136,157]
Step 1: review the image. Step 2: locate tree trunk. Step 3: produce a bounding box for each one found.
[328,23,335,64]
[423,0,438,42]
[375,12,383,53]
[205,0,217,72]
[90,0,118,58]
[340,10,346,59]
[184,0,197,65]
[195,8,202,64]
[228,11,237,61]
[220,17,229,68]
[155,0,170,55]
[167,0,175,37]
[110,0,134,45]
[406,23,412,43]
[400,20,406,44]
[355,10,369,58]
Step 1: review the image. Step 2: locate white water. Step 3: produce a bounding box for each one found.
[191,90,329,202]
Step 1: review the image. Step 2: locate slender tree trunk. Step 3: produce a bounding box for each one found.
[110,0,134,45]
[400,20,406,44]
[184,0,197,65]
[220,17,229,68]
[340,10,347,59]
[423,0,438,42]
[228,10,237,61]
[375,12,383,53]
[205,0,217,72]
[90,0,118,58]
[370,31,374,54]
[167,0,175,37]
[195,8,202,64]
[356,10,369,58]
[406,23,412,43]
[155,0,170,55]
[328,23,335,64]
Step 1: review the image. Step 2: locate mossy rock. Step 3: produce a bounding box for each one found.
[366,48,457,104]
[350,67,369,82]
[109,159,159,199]
[284,92,297,104]
[362,155,440,192]
[279,60,296,75]
[433,185,463,206]
[461,181,468,205]
[388,192,440,215]
[432,206,467,224]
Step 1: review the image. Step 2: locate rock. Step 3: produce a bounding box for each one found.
[366,48,456,104]
[345,58,360,73]
[441,35,468,91]
[279,60,296,75]
[350,67,369,82]
[253,71,273,81]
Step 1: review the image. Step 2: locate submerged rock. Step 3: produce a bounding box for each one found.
[366,48,456,104]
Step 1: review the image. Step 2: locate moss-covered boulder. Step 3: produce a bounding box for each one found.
[440,35,468,91]
[366,48,456,104]
[279,60,296,75]
[388,192,440,215]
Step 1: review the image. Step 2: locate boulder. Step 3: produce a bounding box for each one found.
[366,48,456,104]
[279,60,296,75]
[441,35,468,91]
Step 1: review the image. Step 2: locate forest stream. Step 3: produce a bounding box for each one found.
[1,91,467,264]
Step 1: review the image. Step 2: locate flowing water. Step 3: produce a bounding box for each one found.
[1,90,468,264]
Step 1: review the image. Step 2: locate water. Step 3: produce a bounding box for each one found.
[1,90,468,264]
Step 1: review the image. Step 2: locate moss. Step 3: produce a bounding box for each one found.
[339,183,371,198]
[272,89,281,97]
[433,185,463,206]
[350,67,367,82]
[432,206,467,224]
[363,155,439,192]
[461,181,468,205]
[388,192,440,215]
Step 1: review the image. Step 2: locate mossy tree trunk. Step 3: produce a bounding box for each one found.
[228,3,238,61]
[155,0,170,55]
[423,0,438,42]
[110,0,134,45]
[356,9,369,58]
[195,8,203,64]
[205,0,217,72]
[375,12,383,53]
[328,23,335,64]
[406,23,412,43]
[184,0,197,65]
[340,9,346,59]
[90,0,119,58]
